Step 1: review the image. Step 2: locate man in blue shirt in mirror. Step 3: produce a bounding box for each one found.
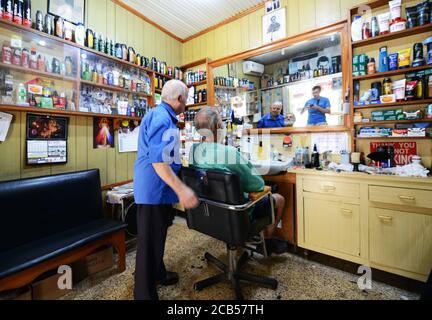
[301,85,331,126]
[257,101,286,128]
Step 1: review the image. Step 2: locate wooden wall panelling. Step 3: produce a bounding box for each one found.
[0,111,21,181]
[75,116,88,172]
[51,116,77,176]
[115,132,128,183]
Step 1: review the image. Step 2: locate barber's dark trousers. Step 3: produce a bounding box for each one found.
[134,204,173,300]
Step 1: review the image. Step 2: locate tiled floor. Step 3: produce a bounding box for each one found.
[62,219,420,300]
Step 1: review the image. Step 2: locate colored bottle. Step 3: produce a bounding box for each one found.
[22,0,30,27]
[12,0,23,25]
[3,0,13,22]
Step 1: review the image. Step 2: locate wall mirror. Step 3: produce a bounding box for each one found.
[208,22,350,133]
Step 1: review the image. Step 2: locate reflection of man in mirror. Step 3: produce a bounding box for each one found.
[301,86,331,126]
[267,16,281,41]
[257,101,287,128]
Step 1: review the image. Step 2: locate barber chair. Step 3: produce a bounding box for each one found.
[181,167,278,300]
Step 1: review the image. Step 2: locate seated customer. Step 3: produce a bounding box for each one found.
[189,108,288,255]
[257,101,286,128]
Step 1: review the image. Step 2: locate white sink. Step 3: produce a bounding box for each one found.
[251,160,292,176]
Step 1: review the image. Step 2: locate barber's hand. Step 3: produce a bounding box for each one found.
[310,105,320,110]
[178,186,199,209]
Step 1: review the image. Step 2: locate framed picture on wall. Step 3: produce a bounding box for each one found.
[263,8,286,44]
[48,0,86,25]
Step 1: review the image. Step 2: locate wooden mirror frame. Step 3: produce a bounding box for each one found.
[207,20,351,135]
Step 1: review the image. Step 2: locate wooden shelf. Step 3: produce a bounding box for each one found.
[354,119,432,126]
[214,85,248,90]
[154,71,173,79]
[186,102,207,109]
[0,62,78,83]
[80,80,151,97]
[0,104,142,120]
[352,24,432,48]
[187,80,207,87]
[355,136,430,140]
[353,99,432,109]
[353,65,432,81]
[247,126,349,135]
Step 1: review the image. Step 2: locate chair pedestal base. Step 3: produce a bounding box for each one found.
[194,249,278,300]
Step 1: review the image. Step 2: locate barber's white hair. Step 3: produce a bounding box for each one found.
[272,101,283,107]
[161,80,188,102]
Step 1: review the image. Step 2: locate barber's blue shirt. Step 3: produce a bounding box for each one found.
[257,113,285,128]
[134,102,181,205]
[304,97,330,125]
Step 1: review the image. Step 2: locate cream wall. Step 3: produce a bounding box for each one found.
[182,0,364,65]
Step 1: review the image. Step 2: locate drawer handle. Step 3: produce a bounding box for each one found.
[378,215,393,222]
[341,208,353,215]
[321,184,336,192]
[398,195,416,201]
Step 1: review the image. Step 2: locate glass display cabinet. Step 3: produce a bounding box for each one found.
[0,19,156,120]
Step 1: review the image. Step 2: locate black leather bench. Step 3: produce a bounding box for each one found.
[0,169,127,293]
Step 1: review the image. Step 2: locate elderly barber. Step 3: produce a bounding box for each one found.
[133,80,199,300]
[257,101,286,128]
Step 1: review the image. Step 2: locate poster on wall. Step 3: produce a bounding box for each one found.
[263,8,286,44]
[370,142,417,165]
[118,120,140,153]
[94,117,114,149]
[26,114,68,165]
[48,0,86,25]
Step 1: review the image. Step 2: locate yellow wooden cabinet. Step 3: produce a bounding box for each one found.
[294,169,432,282]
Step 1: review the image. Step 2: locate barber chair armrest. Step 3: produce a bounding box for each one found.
[197,186,272,212]
[249,186,271,202]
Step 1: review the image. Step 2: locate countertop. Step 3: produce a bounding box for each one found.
[288,168,432,185]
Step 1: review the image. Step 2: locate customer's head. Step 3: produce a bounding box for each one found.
[312,85,322,99]
[270,101,283,118]
[194,108,223,143]
[161,80,189,114]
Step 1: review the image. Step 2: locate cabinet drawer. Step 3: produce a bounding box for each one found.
[304,198,360,257]
[369,208,432,276]
[369,186,432,210]
[303,178,360,198]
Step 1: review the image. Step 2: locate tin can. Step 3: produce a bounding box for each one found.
[2,46,12,64]
[44,14,53,35]
[35,10,44,31]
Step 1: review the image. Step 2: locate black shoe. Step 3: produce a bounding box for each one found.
[157,271,179,286]
[265,238,288,255]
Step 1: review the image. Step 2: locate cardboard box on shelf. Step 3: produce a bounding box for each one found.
[72,247,114,283]
[32,273,72,300]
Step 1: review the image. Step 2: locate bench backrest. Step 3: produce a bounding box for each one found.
[0,169,103,252]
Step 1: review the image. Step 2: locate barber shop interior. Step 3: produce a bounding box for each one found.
[0,0,432,304]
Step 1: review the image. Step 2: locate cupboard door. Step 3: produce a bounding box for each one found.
[370,208,432,276]
[304,198,360,256]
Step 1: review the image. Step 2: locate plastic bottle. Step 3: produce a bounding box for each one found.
[16,83,27,105]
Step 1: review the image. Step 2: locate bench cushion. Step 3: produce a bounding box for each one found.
[0,218,126,280]
[0,170,104,253]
